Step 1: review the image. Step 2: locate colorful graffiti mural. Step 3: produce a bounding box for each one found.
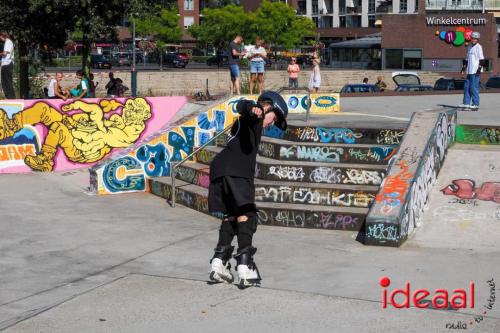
[456,125,500,145]
[91,93,341,195]
[0,97,187,173]
[441,179,500,203]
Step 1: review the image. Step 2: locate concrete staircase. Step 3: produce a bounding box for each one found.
[149,123,405,231]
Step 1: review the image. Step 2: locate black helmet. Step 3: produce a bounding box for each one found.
[257,91,288,130]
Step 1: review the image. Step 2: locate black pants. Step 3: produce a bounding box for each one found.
[1,63,15,99]
[289,78,298,88]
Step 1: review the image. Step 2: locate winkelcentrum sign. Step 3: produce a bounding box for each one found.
[426,16,487,26]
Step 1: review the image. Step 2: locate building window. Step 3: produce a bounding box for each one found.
[312,17,319,27]
[312,0,319,15]
[400,0,407,13]
[385,49,403,69]
[385,49,422,70]
[346,15,361,27]
[184,0,194,11]
[297,0,307,15]
[368,0,376,13]
[340,16,346,27]
[321,16,333,28]
[368,15,376,27]
[403,49,422,70]
[415,0,418,12]
[339,0,346,14]
[184,16,194,29]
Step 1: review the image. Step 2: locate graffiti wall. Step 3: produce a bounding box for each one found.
[91,93,340,194]
[0,97,187,173]
[258,141,397,164]
[456,125,500,145]
[264,125,405,145]
[366,109,457,247]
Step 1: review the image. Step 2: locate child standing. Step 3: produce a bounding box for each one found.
[287,57,300,88]
[308,57,321,93]
[208,91,288,289]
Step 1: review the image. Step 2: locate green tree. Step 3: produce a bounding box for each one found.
[135,7,182,46]
[188,4,254,47]
[0,0,161,98]
[0,0,73,98]
[253,0,316,51]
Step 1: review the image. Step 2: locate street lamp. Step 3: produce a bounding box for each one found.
[131,15,137,97]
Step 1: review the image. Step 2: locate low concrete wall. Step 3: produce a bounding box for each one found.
[365,107,457,247]
[48,69,444,96]
[0,97,187,173]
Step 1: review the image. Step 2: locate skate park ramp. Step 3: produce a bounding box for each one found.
[410,142,500,249]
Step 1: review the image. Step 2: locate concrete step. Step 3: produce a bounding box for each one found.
[254,179,377,208]
[187,151,386,186]
[149,177,368,231]
[255,157,385,185]
[153,171,378,208]
[196,145,388,167]
[256,201,367,230]
[259,136,398,164]
[263,124,406,145]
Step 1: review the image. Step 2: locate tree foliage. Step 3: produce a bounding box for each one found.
[189,1,315,49]
[135,7,182,47]
[253,0,316,49]
[204,0,241,8]
[188,4,254,47]
[0,0,160,97]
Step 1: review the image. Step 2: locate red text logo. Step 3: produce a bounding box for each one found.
[380,276,475,309]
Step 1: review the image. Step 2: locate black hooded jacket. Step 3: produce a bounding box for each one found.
[209,99,263,181]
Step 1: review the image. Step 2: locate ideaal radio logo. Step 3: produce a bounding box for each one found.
[379,276,496,330]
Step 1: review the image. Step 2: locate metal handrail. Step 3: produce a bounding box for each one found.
[170,90,309,207]
[277,86,312,122]
[170,122,235,207]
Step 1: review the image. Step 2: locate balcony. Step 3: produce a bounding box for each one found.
[485,0,500,8]
[426,0,483,10]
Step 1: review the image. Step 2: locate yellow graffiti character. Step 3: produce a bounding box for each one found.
[0,98,151,171]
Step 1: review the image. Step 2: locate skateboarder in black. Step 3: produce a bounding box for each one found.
[208,91,288,288]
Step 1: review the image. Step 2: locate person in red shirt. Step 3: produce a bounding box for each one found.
[287,57,300,88]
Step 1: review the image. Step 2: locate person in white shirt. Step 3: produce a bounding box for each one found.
[246,37,267,95]
[47,72,69,100]
[460,31,485,108]
[0,32,16,99]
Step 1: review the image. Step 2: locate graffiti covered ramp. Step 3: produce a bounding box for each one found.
[409,143,500,250]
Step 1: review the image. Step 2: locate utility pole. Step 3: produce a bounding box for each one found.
[131,16,137,97]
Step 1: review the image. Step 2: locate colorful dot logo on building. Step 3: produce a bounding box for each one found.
[435,26,473,46]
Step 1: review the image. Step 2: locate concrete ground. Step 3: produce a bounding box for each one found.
[1,94,499,332]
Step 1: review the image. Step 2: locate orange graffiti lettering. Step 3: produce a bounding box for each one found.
[375,160,414,205]
[0,144,36,162]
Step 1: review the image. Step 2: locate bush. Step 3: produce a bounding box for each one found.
[52,56,82,68]
[191,56,211,63]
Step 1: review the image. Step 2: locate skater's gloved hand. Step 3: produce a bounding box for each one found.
[251,106,263,118]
